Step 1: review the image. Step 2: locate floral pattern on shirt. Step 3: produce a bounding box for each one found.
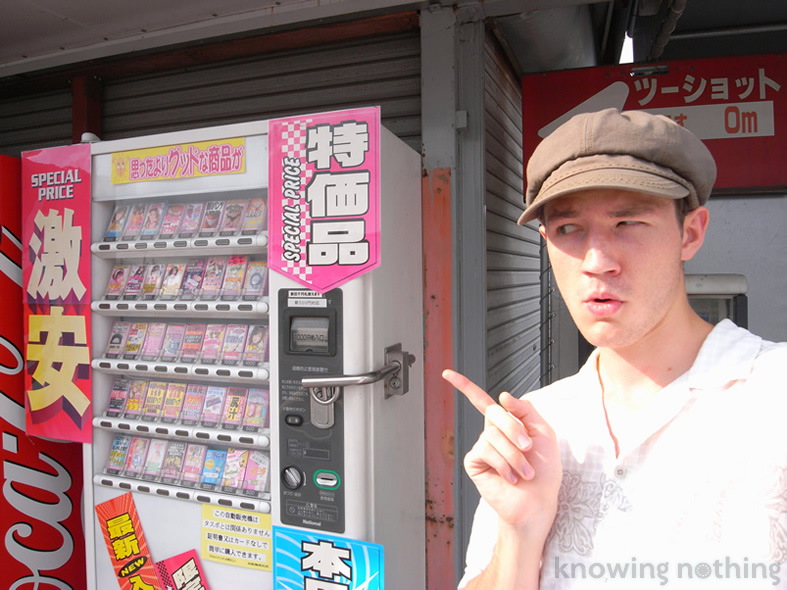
[766,465,787,562]
[548,469,632,556]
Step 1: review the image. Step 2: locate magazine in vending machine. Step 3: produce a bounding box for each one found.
[84,107,425,589]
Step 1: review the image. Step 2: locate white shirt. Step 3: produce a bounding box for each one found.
[460,320,787,589]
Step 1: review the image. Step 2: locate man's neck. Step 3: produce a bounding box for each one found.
[597,306,713,409]
[596,304,713,457]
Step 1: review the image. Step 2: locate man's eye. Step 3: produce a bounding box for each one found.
[556,224,579,235]
[617,220,640,227]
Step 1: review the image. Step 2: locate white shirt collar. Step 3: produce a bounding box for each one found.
[572,320,763,459]
[575,319,763,391]
[685,319,763,391]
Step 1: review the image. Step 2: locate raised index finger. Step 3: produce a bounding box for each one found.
[442,369,495,415]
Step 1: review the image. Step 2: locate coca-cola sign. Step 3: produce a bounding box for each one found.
[0,155,86,590]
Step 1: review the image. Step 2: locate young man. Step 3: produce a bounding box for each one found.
[444,109,786,589]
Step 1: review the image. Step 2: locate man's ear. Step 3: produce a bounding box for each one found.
[681,206,710,262]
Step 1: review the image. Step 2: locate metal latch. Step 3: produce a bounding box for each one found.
[300,344,416,429]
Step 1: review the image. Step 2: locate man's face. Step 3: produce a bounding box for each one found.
[539,189,705,351]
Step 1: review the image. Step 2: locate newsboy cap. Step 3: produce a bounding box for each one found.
[518,108,717,224]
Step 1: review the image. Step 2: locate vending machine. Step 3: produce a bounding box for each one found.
[83,108,425,589]
[685,273,748,328]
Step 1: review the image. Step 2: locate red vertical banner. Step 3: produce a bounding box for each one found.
[21,144,93,442]
[1,154,87,590]
[96,492,163,590]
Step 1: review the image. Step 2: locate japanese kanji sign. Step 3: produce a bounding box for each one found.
[96,492,162,590]
[268,107,381,293]
[1,154,87,590]
[111,138,246,184]
[273,527,384,590]
[21,143,92,443]
[201,504,272,571]
[522,53,785,192]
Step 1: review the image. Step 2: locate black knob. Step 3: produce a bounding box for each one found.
[282,466,304,490]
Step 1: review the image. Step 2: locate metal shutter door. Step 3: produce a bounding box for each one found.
[101,31,421,150]
[484,32,542,396]
[0,89,72,157]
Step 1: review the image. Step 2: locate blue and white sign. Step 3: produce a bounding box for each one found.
[273,526,384,589]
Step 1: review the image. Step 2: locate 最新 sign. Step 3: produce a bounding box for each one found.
[96,492,162,590]
[522,53,785,192]
[268,107,381,293]
[21,143,93,443]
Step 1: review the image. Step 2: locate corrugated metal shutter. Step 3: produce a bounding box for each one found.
[101,31,421,151]
[0,88,72,157]
[484,32,542,396]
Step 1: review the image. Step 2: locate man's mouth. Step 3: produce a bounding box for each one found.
[584,294,622,316]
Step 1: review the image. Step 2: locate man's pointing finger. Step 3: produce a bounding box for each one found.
[442,369,495,415]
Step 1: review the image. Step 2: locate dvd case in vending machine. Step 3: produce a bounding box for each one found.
[85,110,424,590]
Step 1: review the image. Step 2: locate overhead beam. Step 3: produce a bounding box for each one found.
[1,12,418,99]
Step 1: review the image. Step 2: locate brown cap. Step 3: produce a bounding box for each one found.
[518,108,717,225]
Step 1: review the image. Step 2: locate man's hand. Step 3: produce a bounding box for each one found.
[443,369,562,534]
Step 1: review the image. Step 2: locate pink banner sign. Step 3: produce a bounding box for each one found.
[268,107,381,293]
[1,154,87,590]
[21,143,93,443]
[155,549,210,590]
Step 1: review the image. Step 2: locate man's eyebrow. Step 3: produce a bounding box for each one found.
[543,207,578,221]
[609,203,660,217]
[546,203,660,220]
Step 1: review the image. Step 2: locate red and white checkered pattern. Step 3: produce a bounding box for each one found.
[279,119,314,284]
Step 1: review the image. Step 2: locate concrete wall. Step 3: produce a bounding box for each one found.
[685,194,786,343]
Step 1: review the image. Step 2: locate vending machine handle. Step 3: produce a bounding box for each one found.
[301,343,416,401]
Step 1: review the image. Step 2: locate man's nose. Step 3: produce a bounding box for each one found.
[580,234,620,275]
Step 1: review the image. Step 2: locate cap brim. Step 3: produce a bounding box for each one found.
[517,165,692,226]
